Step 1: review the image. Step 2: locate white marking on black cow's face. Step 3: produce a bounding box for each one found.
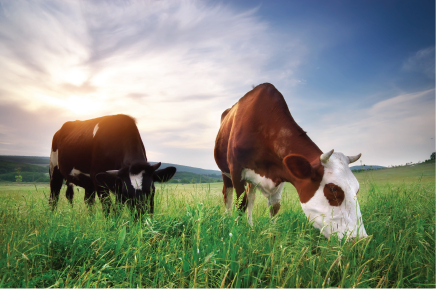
[49,149,59,176]
[300,152,367,239]
[70,168,90,178]
[130,170,145,190]
[93,123,99,138]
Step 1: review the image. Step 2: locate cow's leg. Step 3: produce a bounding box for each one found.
[84,187,96,209]
[230,169,248,213]
[246,183,257,226]
[97,188,112,217]
[114,191,126,215]
[49,167,64,210]
[267,183,284,218]
[65,182,74,206]
[148,191,155,217]
[221,173,234,214]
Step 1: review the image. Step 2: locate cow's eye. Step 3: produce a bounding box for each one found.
[330,186,337,192]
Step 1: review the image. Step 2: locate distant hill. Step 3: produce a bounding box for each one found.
[0,155,223,183]
[350,165,387,171]
[0,155,50,166]
[0,155,222,175]
[149,162,221,176]
[168,171,222,184]
[0,157,50,182]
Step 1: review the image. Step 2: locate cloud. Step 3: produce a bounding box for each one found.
[0,104,70,156]
[307,89,435,166]
[402,46,435,78]
[0,0,307,169]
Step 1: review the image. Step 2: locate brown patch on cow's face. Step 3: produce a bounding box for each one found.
[323,183,345,206]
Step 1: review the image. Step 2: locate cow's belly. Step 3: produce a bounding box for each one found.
[241,168,284,197]
[65,168,93,189]
[51,149,93,188]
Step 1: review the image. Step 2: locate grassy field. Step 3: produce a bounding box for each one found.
[0,162,434,287]
[354,161,435,185]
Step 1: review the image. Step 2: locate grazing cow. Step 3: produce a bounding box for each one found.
[49,114,176,216]
[214,83,367,239]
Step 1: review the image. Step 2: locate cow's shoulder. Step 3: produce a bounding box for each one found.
[100,114,136,125]
[220,108,231,123]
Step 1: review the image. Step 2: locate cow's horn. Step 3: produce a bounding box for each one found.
[152,162,161,171]
[348,153,362,164]
[320,149,334,163]
[106,170,119,176]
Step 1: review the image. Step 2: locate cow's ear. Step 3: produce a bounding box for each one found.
[283,154,313,179]
[95,172,117,188]
[153,166,176,183]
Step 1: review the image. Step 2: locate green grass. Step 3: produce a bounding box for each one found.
[354,160,435,186]
[0,164,434,288]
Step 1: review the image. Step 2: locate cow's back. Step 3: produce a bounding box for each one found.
[53,117,101,175]
[53,114,146,177]
[214,105,238,172]
[91,114,146,171]
[215,83,321,176]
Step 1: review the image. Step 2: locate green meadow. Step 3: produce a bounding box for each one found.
[0,162,434,288]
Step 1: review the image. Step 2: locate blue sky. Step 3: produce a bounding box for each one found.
[0,0,434,170]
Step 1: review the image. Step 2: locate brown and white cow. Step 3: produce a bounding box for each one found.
[214,83,367,239]
[49,114,176,216]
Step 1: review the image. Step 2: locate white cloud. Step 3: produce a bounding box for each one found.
[402,46,435,78]
[0,0,306,169]
[307,89,435,166]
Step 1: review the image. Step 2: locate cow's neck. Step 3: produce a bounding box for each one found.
[283,134,322,163]
[273,120,323,185]
[273,118,322,160]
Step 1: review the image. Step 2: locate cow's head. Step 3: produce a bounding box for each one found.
[283,150,367,240]
[96,162,176,216]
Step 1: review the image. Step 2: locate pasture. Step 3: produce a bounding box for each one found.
[0,162,434,288]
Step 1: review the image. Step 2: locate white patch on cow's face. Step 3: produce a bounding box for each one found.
[49,149,58,176]
[70,168,90,178]
[130,171,144,190]
[93,123,99,138]
[300,152,367,239]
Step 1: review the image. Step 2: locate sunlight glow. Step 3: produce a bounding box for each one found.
[37,94,104,115]
[66,95,102,115]
[60,68,88,86]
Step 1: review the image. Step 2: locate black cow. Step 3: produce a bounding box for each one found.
[49,114,176,216]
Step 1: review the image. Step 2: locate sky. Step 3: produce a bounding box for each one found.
[0,0,434,170]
